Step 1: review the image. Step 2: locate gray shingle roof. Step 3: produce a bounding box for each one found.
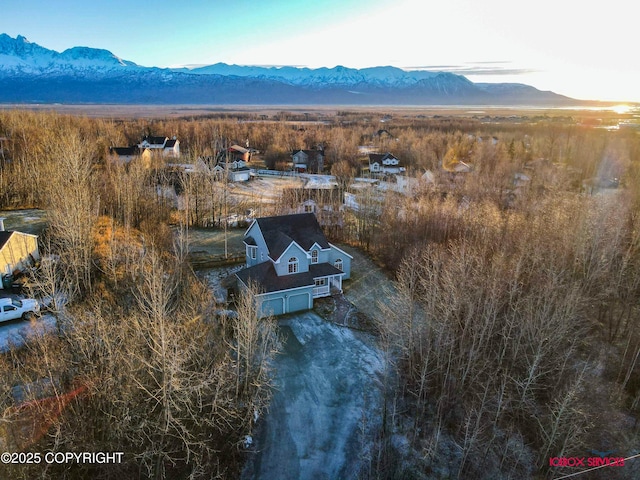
[369,152,397,163]
[236,262,314,293]
[142,136,168,145]
[255,213,330,261]
[0,231,12,250]
[109,146,140,156]
[235,262,343,294]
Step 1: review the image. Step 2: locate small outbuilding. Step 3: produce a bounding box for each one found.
[0,218,39,288]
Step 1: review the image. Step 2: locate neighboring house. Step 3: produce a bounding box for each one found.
[213,144,254,165]
[212,159,251,182]
[292,149,324,173]
[235,213,352,318]
[280,187,343,228]
[373,129,393,139]
[228,145,252,162]
[369,152,405,175]
[299,199,318,214]
[108,146,152,167]
[138,136,180,158]
[0,218,39,287]
[163,138,180,158]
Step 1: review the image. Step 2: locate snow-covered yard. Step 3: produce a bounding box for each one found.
[0,209,47,235]
[230,176,305,205]
[242,311,385,480]
[300,174,338,189]
[339,245,396,322]
[0,315,58,353]
[185,227,245,256]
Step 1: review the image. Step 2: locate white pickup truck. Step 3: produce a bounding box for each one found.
[0,297,40,323]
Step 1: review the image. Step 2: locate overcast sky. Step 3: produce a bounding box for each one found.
[3,0,638,102]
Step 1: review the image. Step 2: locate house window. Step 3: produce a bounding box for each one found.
[314,278,327,287]
[311,249,319,264]
[334,258,343,271]
[247,246,257,260]
[288,257,299,274]
[304,204,314,213]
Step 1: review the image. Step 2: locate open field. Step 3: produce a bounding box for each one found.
[1,103,637,121]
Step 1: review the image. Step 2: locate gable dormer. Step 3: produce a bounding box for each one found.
[273,241,309,276]
[243,220,268,267]
[308,241,330,265]
[382,153,399,166]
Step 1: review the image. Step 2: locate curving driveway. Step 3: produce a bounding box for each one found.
[242,311,384,480]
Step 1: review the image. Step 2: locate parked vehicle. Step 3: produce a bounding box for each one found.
[0,297,40,323]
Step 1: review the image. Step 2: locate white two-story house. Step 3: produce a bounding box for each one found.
[212,159,251,182]
[369,152,405,175]
[138,136,180,158]
[235,213,352,317]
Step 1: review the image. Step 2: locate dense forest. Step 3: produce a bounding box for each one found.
[0,108,639,479]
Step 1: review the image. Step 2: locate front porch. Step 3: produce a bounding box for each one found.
[313,274,343,298]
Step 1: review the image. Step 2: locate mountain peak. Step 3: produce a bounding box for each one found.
[0,33,139,74]
[60,46,136,67]
[0,33,52,58]
[0,33,576,106]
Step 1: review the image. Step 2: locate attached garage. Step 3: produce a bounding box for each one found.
[287,292,311,313]
[259,296,285,317]
[255,287,313,318]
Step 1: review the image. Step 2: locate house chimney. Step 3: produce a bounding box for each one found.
[0,218,5,232]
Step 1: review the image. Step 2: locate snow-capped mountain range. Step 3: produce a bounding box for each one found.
[0,34,578,105]
[0,34,138,75]
[183,63,449,88]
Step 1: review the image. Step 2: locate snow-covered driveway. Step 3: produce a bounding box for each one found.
[0,315,58,352]
[243,311,384,480]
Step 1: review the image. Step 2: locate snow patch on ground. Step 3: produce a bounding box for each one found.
[0,314,58,352]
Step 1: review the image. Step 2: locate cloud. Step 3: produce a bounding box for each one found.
[405,62,537,76]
